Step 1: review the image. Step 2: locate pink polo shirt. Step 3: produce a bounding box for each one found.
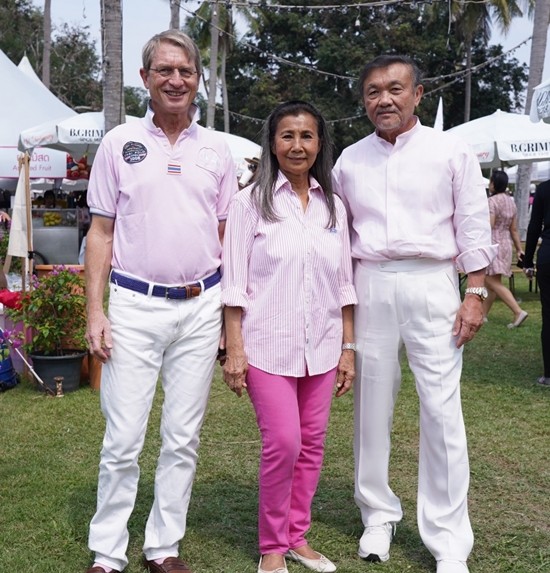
[332,119,497,273]
[221,172,357,377]
[87,105,237,284]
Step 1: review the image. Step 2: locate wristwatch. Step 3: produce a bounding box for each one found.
[464,286,488,301]
[342,343,357,351]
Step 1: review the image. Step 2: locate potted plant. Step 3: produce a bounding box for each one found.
[5,265,87,393]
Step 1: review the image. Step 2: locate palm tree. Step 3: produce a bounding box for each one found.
[515,0,550,238]
[206,1,221,128]
[184,1,258,131]
[452,0,523,122]
[186,1,230,129]
[101,0,125,133]
[170,0,180,29]
[42,0,51,88]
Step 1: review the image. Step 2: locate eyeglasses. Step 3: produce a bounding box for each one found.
[149,67,197,79]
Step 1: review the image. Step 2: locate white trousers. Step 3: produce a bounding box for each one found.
[354,259,473,561]
[88,281,222,571]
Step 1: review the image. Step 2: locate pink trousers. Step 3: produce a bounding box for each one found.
[246,364,337,554]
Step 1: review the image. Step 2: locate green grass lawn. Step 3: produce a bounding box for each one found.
[0,273,548,573]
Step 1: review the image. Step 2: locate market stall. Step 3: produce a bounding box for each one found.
[32,206,86,264]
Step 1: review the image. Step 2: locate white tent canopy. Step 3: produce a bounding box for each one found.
[446,109,550,168]
[213,130,261,169]
[530,77,550,124]
[506,161,550,183]
[0,50,73,185]
[18,54,47,86]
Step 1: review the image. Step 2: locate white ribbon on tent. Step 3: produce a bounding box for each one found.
[433,97,444,131]
[3,153,49,391]
[7,159,31,260]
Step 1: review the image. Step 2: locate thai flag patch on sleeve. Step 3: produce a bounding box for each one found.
[167,163,182,175]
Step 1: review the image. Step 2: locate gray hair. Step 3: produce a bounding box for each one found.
[358,55,422,98]
[142,30,202,76]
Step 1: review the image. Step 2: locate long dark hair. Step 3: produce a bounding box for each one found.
[251,100,337,228]
[490,170,509,195]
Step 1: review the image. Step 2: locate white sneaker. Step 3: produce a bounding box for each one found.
[358,522,395,562]
[436,560,469,573]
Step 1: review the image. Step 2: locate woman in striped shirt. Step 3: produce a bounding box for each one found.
[221,101,357,573]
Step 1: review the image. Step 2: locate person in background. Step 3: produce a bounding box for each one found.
[84,30,237,573]
[482,170,528,328]
[333,55,496,573]
[0,210,10,290]
[238,155,260,189]
[528,183,536,218]
[222,100,357,573]
[43,190,56,209]
[77,192,91,265]
[524,179,550,386]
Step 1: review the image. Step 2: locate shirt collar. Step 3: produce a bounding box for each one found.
[144,101,200,134]
[374,115,422,145]
[274,170,323,195]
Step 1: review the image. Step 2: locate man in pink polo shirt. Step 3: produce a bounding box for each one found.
[333,55,497,573]
[84,30,236,573]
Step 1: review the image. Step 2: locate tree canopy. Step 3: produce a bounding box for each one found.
[0,0,147,116]
[196,0,528,155]
[1,0,528,156]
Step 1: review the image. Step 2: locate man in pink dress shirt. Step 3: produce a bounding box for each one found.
[333,55,497,573]
[84,30,236,573]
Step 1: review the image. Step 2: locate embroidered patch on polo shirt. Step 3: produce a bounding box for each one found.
[197,147,221,172]
[167,163,182,175]
[122,141,147,164]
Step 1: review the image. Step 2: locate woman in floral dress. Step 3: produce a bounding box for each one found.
[483,170,528,328]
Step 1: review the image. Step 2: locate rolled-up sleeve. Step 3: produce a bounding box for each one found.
[221,195,257,309]
[451,145,498,273]
[216,145,238,222]
[336,200,358,307]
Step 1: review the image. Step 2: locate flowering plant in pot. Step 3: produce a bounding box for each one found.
[5,265,87,392]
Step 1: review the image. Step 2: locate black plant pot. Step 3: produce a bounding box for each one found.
[30,351,87,393]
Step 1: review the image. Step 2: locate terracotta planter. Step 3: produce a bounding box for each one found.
[30,350,87,393]
[34,264,85,279]
[80,352,102,390]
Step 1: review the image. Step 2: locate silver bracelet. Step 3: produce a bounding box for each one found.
[342,342,357,352]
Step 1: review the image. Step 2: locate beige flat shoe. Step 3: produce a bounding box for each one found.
[507,310,528,329]
[285,549,336,572]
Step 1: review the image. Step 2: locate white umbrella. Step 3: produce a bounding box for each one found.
[30,177,89,192]
[20,116,261,169]
[19,111,139,161]
[530,77,550,124]
[446,109,550,168]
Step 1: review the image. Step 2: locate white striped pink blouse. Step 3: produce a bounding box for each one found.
[221,171,357,377]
